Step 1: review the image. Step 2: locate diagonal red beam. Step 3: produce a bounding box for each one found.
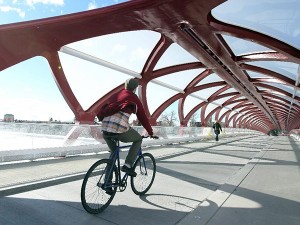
[236,52,288,63]
[242,64,297,88]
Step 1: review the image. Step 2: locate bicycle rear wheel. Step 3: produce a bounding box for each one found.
[131,153,156,195]
[81,159,117,214]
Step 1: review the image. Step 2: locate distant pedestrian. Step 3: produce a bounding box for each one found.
[212,121,222,141]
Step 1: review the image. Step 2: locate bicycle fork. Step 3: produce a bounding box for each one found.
[136,151,148,176]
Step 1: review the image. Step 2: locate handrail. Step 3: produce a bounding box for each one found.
[0,122,261,163]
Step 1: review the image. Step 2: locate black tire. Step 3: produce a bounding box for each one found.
[131,153,156,195]
[81,159,117,214]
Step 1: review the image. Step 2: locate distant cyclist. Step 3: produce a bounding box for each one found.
[97,78,158,177]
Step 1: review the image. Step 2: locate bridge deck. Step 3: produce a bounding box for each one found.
[0,135,299,225]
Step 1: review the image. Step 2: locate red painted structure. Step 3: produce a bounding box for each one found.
[0,0,299,134]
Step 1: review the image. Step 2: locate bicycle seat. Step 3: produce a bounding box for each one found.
[102,131,119,141]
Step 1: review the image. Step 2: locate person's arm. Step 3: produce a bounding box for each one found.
[136,102,153,136]
[128,94,154,136]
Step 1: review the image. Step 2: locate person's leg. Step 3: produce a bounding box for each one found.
[102,133,117,192]
[117,128,143,166]
[103,133,117,155]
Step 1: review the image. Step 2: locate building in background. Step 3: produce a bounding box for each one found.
[4,114,14,122]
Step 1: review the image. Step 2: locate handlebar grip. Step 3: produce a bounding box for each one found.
[142,135,159,139]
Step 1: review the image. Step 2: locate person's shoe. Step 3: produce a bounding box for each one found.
[121,165,137,177]
[101,184,114,195]
[104,187,114,195]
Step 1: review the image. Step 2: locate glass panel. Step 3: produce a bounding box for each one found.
[212,0,300,49]
[146,82,178,115]
[205,104,219,118]
[183,96,204,117]
[247,71,270,78]
[231,96,245,102]
[260,82,294,94]
[193,86,222,100]
[269,93,295,103]
[246,61,298,81]
[59,52,132,110]
[213,96,234,106]
[221,88,237,95]
[197,73,223,86]
[236,105,249,112]
[222,35,275,56]
[187,109,201,126]
[293,99,300,106]
[235,113,244,121]
[268,90,286,96]
[157,101,180,126]
[219,107,230,119]
[155,43,199,70]
[66,31,161,73]
[0,57,74,122]
[155,69,205,90]
[229,102,243,109]
[267,99,290,107]
[209,113,216,123]
[257,86,268,91]
[0,0,128,25]
[228,110,238,120]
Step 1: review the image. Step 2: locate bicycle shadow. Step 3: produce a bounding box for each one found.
[138,193,203,211]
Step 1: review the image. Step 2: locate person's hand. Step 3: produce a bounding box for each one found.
[150,135,159,139]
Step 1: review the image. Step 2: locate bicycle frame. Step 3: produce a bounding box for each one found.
[102,139,143,191]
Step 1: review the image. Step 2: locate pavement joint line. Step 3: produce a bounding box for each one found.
[176,136,272,225]
[0,171,86,197]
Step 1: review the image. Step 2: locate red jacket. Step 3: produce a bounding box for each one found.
[97,89,153,135]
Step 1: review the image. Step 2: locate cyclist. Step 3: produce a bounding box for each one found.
[97,78,158,179]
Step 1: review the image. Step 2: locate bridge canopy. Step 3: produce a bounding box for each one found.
[0,0,299,134]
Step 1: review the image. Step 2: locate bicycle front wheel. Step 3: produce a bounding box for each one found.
[81,159,117,214]
[131,153,156,195]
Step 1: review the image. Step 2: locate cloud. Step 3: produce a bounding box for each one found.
[130,47,148,62]
[0,5,25,17]
[110,43,127,56]
[87,0,97,10]
[25,0,64,6]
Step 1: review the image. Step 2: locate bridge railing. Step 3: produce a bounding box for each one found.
[290,129,300,141]
[0,122,261,163]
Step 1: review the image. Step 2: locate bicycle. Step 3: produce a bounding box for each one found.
[81,136,157,214]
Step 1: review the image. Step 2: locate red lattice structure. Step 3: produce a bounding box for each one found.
[0,0,299,134]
